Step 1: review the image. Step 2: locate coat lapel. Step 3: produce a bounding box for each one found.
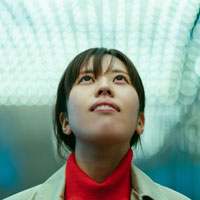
[130,165,168,200]
[35,165,66,200]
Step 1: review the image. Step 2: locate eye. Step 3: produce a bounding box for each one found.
[79,75,94,83]
[114,75,128,83]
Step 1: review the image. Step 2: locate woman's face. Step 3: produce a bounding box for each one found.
[66,55,143,147]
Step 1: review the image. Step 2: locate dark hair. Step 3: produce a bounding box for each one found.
[53,47,145,159]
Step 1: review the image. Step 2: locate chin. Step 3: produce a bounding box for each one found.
[94,130,127,142]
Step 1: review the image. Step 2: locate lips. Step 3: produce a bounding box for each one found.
[91,99,120,112]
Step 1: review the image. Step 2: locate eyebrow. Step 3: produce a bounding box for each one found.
[79,69,129,75]
[79,70,94,74]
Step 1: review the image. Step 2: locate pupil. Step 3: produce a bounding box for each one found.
[84,76,90,81]
[117,76,122,80]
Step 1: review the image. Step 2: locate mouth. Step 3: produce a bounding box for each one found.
[90,100,120,112]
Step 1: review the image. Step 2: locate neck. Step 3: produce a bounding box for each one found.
[74,141,131,183]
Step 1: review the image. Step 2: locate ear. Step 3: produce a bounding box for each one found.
[59,112,72,135]
[136,112,145,135]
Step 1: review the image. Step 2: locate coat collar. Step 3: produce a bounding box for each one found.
[130,165,168,200]
[36,165,66,200]
[35,164,168,200]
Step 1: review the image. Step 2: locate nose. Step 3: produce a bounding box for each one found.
[95,82,114,98]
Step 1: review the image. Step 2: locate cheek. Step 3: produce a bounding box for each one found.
[123,90,140,125]
[123,88,139,113]
[67,90,88,125]
[67,98,82,134]
[67,95,83,116]
[129,95,139,114]
[66,91,92,139]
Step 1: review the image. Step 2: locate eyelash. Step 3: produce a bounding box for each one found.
[79,75,128,83]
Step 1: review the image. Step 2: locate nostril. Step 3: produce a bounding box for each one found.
[96,86,114,97]
[98,90,103,95]
[98,89,111,96]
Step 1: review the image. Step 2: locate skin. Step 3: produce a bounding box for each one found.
[60,55,145,183]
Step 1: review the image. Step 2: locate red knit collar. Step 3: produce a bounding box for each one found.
[65,149,133,200]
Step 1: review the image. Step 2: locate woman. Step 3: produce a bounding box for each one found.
[5,48,190,200]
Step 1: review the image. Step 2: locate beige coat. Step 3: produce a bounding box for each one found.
[4,165,190,200]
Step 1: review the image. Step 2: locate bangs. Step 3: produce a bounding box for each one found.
[80,53,115,79]
[65,48,115,92]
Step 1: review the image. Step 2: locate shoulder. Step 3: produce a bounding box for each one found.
[155,183,190,200]
[3,185,41,200]
[131,165,191,200]
[3,165,66,200]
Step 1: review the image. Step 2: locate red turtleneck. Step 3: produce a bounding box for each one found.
[65,149,133,200]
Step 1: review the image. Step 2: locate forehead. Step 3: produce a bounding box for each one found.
[80,54,128,74]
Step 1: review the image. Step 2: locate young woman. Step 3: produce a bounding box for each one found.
[5,48,190,200]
